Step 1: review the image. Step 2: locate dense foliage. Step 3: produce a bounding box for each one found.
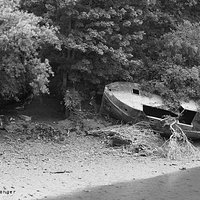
[20,0,146,98]
[2,0,200,107]
[0,0,60,103]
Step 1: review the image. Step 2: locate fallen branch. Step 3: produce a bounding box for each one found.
[161,116,200,160]
[49,170,73,174]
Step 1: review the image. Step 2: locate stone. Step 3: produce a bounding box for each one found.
[19,115,32,122]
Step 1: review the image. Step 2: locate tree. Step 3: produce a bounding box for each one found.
[19,0,200,109]
[0,0,61,104]
[137,21,200,108]
[20,0,145,96]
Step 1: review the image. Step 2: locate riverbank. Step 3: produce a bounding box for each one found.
[1,96,200,200]
[1,125,200,200]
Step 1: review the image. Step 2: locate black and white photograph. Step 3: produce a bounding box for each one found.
[1,0,200,199]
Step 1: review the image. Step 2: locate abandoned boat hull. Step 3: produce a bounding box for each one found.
[100,82,200,140]
[100,92,145,123]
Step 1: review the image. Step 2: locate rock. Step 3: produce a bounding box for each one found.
[15,105,25,110]
[109,136,132,147]
[179,167,186,170]
[0,116,3,129]
[0,115,5,129]
[19,115,32,122]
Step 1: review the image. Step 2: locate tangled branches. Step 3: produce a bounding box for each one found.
[161,116,200,160]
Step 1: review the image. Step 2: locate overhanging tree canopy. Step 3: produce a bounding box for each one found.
[2,0,200,108]
[0,0,61,103]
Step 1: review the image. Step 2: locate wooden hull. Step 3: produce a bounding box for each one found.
[100,92,145,123]
[100,82,200,140]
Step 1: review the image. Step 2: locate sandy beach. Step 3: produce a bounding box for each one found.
[1,129,200,200]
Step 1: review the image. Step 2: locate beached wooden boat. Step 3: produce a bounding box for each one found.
[100,82,200,140]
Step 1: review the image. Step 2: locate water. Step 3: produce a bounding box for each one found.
[40,167,200,200]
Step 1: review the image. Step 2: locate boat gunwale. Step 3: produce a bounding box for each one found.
[105,82,200,112]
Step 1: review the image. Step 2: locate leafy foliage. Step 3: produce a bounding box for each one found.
[63,89,82,112]
[137,21,200,108]
[3,0,200,108]
[20,0,145,94]
[0,0,61,103]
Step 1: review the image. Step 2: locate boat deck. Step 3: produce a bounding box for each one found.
[111,91,163,111]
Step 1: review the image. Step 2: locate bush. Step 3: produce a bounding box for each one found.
[63,89,82,117]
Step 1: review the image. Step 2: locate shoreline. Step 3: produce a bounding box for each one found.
[1,135,200,200]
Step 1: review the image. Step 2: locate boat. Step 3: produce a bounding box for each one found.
[100,82,200,140]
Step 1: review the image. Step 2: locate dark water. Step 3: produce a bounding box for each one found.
[40,167,200,200]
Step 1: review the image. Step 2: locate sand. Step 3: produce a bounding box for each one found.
[1,130,200,200]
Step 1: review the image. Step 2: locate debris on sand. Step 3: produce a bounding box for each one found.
[4,121,68,142]
[88,122,165,157]
[89,119,200,160]
[29,123,67,142]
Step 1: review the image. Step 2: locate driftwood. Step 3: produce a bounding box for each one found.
[161,116,200,160]
[50,170,73,174]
